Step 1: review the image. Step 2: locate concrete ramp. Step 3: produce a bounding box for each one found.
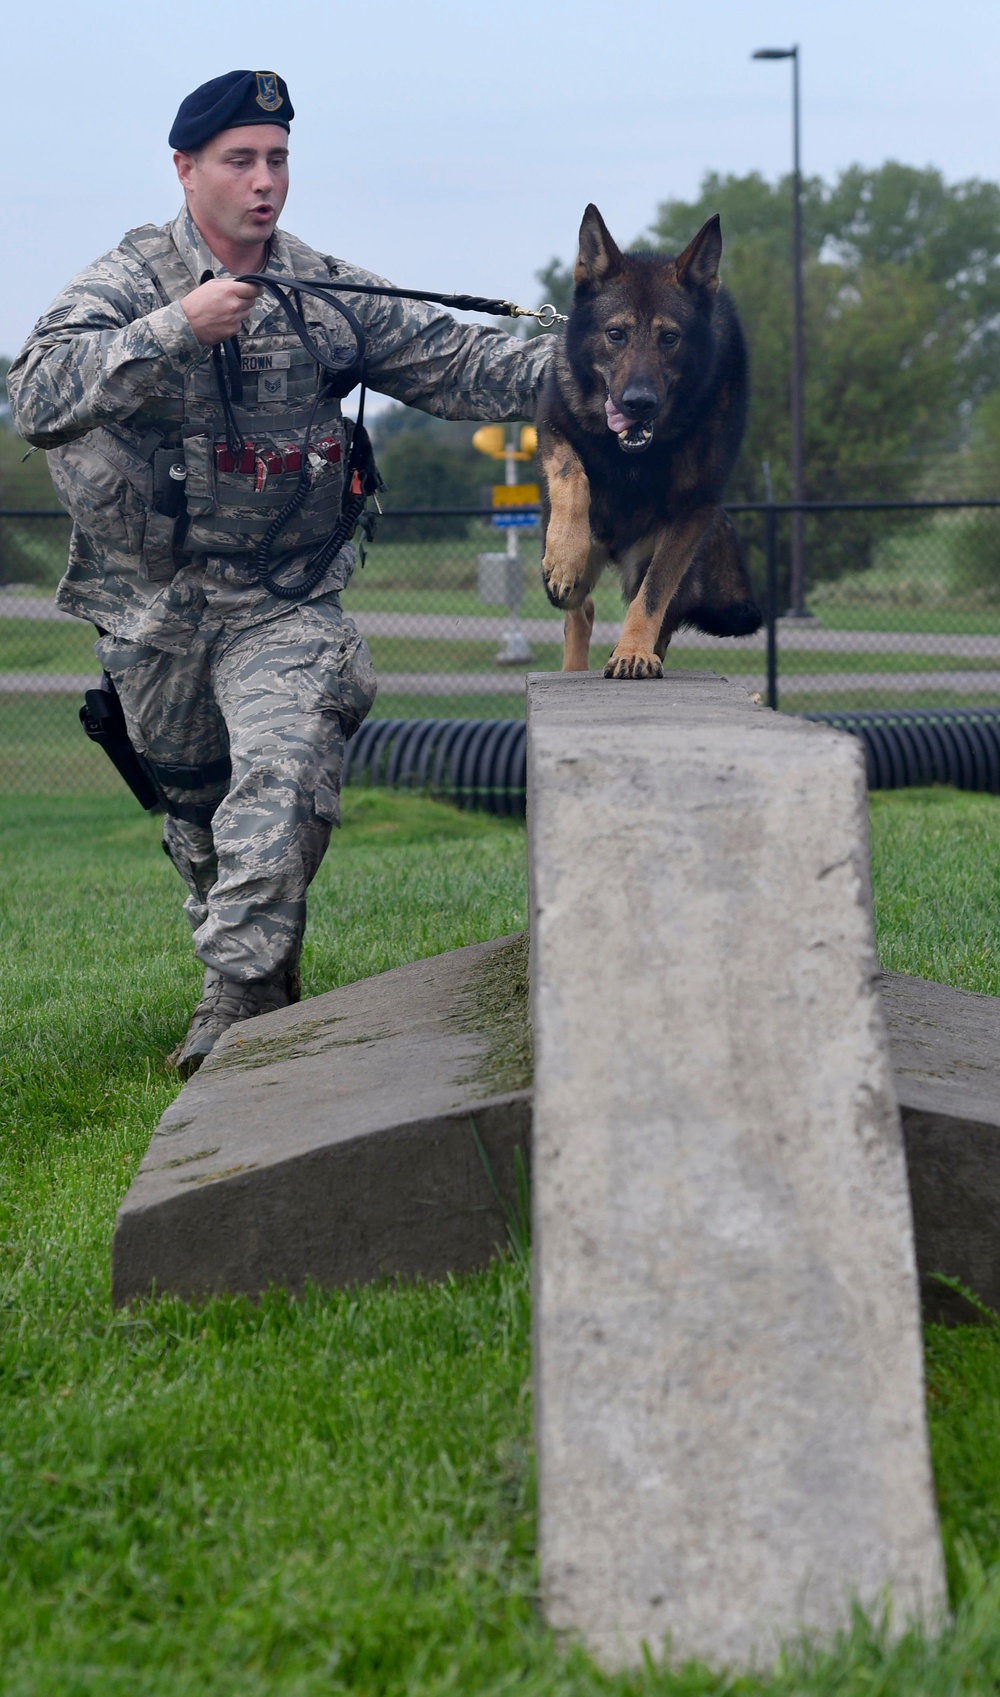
[527,672,946,1670]
[112,940,530,1307]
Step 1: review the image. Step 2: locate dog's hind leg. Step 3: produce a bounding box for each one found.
[562,595,595,670]
[670,508,762,638]
[606,506,715,679]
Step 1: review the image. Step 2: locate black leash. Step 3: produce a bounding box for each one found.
[207,270,564,600]
[233,272,568,332]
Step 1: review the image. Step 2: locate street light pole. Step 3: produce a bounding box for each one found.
[753,44,808,618]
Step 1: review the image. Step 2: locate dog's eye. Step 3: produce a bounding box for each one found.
[659,330,680,348]
[605,327,626,344]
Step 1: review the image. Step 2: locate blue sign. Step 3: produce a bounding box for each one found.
[492,513,538,528]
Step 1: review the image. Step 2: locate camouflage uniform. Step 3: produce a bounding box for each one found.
[8,207,550,1005]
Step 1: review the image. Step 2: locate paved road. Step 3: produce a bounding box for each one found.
[6,593,1000,658]
[357,670,1000,698]
[11,669,1000,698]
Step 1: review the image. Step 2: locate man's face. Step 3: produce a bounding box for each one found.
[175,125,289,252]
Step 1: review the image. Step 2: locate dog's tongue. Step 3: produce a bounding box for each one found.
[605,396,637,434]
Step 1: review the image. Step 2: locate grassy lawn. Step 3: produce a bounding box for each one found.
[0,617,99,673]
[781,688,1000,710]
[3,784,1000,1690]
[812,606,1000,634]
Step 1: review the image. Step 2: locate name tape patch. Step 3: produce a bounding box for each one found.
[241,351,291,373]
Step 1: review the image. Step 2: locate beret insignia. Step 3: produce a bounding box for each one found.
[255,72,283,113]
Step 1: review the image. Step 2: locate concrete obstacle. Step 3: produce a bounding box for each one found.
[112,941,530,1307]
[111,666,1000,1669]
[527,672,947,1670]
[114,945,1000,1324]
[888,970,1000,1323]
[116,947,1000,1327]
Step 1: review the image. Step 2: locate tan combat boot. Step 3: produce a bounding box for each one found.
[168,963,301,1079]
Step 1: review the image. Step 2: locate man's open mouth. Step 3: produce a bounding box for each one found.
[605,398,654,453]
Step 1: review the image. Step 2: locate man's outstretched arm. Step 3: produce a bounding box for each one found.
[328,259,554,422]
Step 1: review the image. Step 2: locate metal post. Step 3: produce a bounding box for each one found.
[788,46,807,618]
[495,428,533,665]
[762,461,778,710]
[752,44,808,618]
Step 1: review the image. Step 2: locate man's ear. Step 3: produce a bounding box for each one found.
[574,204,625,288]
[174,149,196,192]
[675,214,723,294]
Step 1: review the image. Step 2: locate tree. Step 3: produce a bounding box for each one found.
[645,169,985,499]
[633,166,1000,578]
[373,429,482,540]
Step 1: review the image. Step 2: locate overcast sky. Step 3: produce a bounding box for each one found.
[6,0,1000,405]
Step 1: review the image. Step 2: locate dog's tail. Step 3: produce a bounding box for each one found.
[671,508,763,639]
[681,599,762,639]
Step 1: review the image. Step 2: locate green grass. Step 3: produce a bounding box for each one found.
[869,788,1000,994]
[0,616,98,673]
[780,688,1000,711]
[810,606,1000,634]
[4,786,1000,1690]
[371,691,528,721]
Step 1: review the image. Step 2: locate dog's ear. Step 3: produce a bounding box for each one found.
[575,204,625,288]
[676,215,722,294]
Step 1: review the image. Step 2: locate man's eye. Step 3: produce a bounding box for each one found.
[659,330,680,348]
[605,327,626,344]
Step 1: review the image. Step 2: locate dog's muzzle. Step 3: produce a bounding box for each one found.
[617,421,654,453]
[605,395,655,453]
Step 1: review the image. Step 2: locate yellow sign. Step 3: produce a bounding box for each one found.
[472,425,505,458]
[492,483,540,506]
[472,424,539,461]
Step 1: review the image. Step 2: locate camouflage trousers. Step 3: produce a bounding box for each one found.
[95,594,376,982]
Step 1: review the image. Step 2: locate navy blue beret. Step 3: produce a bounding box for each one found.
[169,70,293,151]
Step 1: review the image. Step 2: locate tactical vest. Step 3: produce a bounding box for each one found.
[47,223,356,582]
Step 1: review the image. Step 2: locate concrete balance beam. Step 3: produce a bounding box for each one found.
[527,671,947,1670]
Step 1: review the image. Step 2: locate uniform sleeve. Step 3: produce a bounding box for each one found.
[327,260,555,421]
[6,251,204,448]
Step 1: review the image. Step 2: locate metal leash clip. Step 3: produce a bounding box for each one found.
[503,301,568,328]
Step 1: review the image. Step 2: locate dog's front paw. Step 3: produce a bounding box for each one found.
[542,553,588,609]
[604,644,663,680]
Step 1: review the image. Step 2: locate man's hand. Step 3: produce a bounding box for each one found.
[180,278,261,346]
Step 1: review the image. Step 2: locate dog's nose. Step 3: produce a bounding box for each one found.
[619,385,659,421]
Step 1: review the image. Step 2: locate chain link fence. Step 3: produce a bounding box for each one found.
[4,498,1000,794]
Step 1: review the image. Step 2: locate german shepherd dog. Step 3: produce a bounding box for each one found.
[537,205,761,676]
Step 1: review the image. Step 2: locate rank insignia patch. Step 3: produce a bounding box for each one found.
[259,371,288,402]
[255,72,283,112]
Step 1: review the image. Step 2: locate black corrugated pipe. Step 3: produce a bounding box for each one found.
[343,718,528,816]
[342,707,1000,815]
[803,705,1000,795]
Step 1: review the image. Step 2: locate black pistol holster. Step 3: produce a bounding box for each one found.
[151,446,188,519]
[80,674,163,813]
